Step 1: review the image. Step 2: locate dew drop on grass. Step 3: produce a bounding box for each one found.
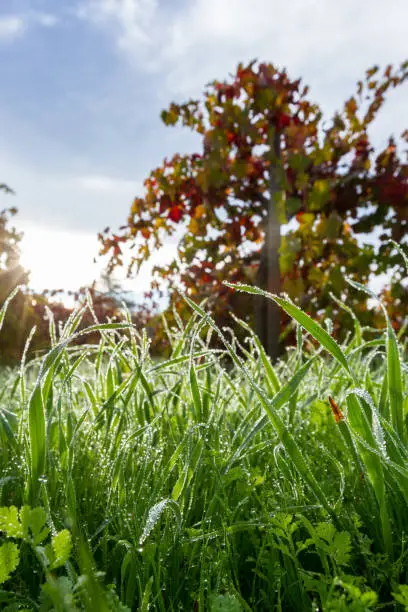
[140,498,172,545]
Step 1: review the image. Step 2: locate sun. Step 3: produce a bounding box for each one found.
[18,224,104,297]
[17,223,179,307]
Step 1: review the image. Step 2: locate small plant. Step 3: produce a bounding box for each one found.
[0,505,72,584]
[393,585,408,611]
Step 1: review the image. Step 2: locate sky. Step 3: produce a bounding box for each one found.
[0,0,407,301]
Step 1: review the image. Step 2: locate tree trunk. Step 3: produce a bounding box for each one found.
[255,129,282,361]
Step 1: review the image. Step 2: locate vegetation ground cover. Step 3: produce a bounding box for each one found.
[0,272,407,611]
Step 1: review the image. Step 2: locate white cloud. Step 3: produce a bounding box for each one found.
[0,11,58,43]
[76,0,157,54]
[0,147,142,234]
[0,16,25,42]
[78,0,408,111]
[32,13,59,28]
[76,174,141,193]
[75,0,408,152]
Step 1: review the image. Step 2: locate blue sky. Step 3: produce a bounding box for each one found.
[0,0,407,297]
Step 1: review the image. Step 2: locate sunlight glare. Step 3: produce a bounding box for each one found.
[18,224,104,296]
[17,223,178,306]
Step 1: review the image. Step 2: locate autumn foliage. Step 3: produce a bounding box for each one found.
[99,59,408,350]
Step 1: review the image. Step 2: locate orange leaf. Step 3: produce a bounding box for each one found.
[194,204,206,219]
[329,396,344,423]
[345,97,357,116]
[154,218,166,229]
[188,218,199,234]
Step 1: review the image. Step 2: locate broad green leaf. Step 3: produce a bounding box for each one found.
[40,576,75,610]
[49,529,72,569]
[0,542,19,584]
[28,507,49,545]
[211,593,243,612]
[19,506,31,540]
[393,585,408,610]
[0,507,23,538]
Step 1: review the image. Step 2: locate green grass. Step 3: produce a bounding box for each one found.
[0,285,408,611]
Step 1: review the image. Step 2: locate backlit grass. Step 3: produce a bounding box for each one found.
[0,278,407,611]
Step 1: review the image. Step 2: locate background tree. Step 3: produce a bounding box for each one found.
[0,206,29,300]
[98,59,405,356]
[0,203,41,363]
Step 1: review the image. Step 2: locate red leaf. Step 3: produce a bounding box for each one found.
[159,195,172,214]
[225,85,235,100]
[276,113,291,130]
[355,137,369,155]
[168,206,183,223]
[226,131,235,144]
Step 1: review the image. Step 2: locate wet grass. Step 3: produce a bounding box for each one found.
[0,282,407,611]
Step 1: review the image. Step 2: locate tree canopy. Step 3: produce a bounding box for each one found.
[101,59,407,349]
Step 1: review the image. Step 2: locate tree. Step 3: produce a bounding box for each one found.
[0,206,29,301]
[100,60,408,358]
[0,202,39,363]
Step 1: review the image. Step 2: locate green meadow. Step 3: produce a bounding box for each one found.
[0,277,408,611]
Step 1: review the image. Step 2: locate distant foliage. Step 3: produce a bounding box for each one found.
[0,201,152,364]
[0,205,40,363]
[0,205,29,299]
